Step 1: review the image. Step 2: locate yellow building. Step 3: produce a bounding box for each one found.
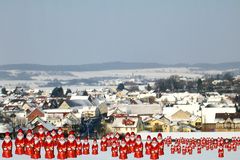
[143,116,171,132]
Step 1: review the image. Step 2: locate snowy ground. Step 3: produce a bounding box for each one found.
[1,142,239,160]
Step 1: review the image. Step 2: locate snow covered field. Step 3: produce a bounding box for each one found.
[1,132,240,160]
[0,67,221,90]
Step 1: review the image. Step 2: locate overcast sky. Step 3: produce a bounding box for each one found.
[0,0,239,65]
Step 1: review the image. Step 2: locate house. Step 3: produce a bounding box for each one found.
[111,116,143,134]
[143,115,171,132]
[28,117,56,133]
[170,109,191,122]
[215,113,240,131]
[26,108,45,122]
[201,105,236,131]
[189,115,202,129]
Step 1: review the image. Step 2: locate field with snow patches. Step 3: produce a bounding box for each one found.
[0,67,223,90]
[1,132,240,160]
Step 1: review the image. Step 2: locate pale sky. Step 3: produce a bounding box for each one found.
[0,0,239,65]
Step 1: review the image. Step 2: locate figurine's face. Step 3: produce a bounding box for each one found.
[34,137,39,143]
[130,135,135,140]
[58,130,62,135]
[112,143,116,147]
[102,137,106,141]
[125,136,129,141]
[152,141,157,147]
[147,138,151,142]
[68,135,75,142]
[51,131,56,136]
[27,134,33,140]
[4,136,11,143]
[59,138,65,144]
[38,128,44,134]
[121,141,126,147]
[136,139,141,144]
[17,133,24,140]
[46,136,52,143]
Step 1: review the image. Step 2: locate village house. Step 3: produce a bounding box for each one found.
[111,115,143,134]
[143,115,171,132]
[215,112,240,131]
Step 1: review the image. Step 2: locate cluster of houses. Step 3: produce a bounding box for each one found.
[0,86,239,137]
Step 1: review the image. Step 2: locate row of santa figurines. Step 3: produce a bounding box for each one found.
[2,126,164,160]
[2,125,235,159]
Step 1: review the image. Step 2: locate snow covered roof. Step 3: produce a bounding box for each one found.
[112,117,139,128]
[116,104,163,115]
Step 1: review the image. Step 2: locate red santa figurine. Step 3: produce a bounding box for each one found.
[76,136,82,155]
[134,135,143,158]
[100,136,107,152]
[111,141,118,157]
[38,125,45,147]
[57,127,64,140]
[82,137,90,155]
[57,134,67,160]
[106,134,112,147]
[145,135,152,155]
[170,145,175,154]
[51,129,57,146]
[157,133,164,156]
[92,139,98,155]
[119,139,128,160]
[66,130,77,158]
[129,132,136,153]
[31,133,41,159]
[218,146,224,158]
[2,132,12,158]
[115,132,121,147]
[197,146,202,154]
[15,129,25,155]
[44,131,55,159]
[25,129,34,156]
[125,132,131,154]
[150,137,159,160]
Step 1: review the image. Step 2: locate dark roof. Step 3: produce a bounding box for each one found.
[215,113,240,120]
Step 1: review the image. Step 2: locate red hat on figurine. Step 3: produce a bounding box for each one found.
[158,133,162,138]
[60,134,64,138]
[152,137,157,142]
[147,135,151,140]
[27,129,33,135]
[136,135,141,140]
[69,130,75,135]
[38,125,44,129]
[125,132,130,137]
[84,137,88,141]
[121,138,126,143]
[17,128,23,133]
[34,133,39,138]
[58,127,62,131]
[5,132,10,137]
[46,131,51,137]
[131,132,135,136]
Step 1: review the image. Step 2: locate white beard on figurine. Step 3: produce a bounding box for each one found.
[152,142,158,147]
[46,136,52,143]
[27,134,33,140]
[4,137,11,143]
[68,135,75,143]
[17,133,24,140]
[136,140,141,145]
[59,138,65,145]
